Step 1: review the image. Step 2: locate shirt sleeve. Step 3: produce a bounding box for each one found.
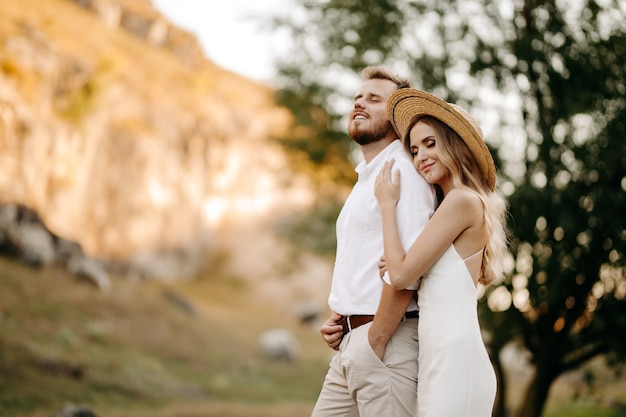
[391,158,436,290]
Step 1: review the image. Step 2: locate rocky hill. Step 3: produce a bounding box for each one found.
[0,0,324,288]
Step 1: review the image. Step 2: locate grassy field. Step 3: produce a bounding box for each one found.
[0,256,331,417]
[1,255,624,417]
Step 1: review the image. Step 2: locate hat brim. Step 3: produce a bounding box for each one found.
[387,88,496,191]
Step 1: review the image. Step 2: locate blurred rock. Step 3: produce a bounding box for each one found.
[52,403,97,417]
[9,221,56,267]
[0,203,111,291]
[293,302,322,326]
[67,256,111,292]
[258,328,299,362]
[0,203,56,267]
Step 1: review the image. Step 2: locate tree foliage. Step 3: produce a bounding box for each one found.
[475,2,626,416]
[272,0,626,416]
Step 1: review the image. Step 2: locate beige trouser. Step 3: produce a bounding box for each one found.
[311,318,419,417]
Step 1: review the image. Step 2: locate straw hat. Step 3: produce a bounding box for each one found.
[387,88,497,191]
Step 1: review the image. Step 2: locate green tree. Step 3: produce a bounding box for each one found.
[272,1,626,416]
[476,2,626,416]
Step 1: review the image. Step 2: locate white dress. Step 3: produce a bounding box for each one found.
[417,245,497,417]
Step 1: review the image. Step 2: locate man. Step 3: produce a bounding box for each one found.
[311,67,436,417]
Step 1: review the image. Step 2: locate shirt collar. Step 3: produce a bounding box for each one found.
[355,139,403,180]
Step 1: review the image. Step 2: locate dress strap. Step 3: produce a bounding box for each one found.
[463,247,484,262]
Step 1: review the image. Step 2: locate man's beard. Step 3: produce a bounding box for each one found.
[349,119,395,146]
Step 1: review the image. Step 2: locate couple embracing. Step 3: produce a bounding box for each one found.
[311,67,507,417]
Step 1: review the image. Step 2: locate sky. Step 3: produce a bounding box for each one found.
[151,0,285,84]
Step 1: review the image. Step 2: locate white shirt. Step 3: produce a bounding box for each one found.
[328,139,436,315]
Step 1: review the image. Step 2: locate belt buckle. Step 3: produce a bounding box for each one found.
[346,315,353,332]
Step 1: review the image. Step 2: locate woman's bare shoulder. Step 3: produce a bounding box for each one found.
[443,187,483,210]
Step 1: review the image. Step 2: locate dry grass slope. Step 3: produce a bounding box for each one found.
[0,256,333,417]
[2,255,624,417]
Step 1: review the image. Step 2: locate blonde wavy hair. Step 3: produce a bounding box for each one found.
[404,116,508,285]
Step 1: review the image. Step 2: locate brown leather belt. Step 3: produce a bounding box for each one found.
[341,311,418,334]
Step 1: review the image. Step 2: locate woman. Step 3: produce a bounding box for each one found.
[375,88,508,416]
